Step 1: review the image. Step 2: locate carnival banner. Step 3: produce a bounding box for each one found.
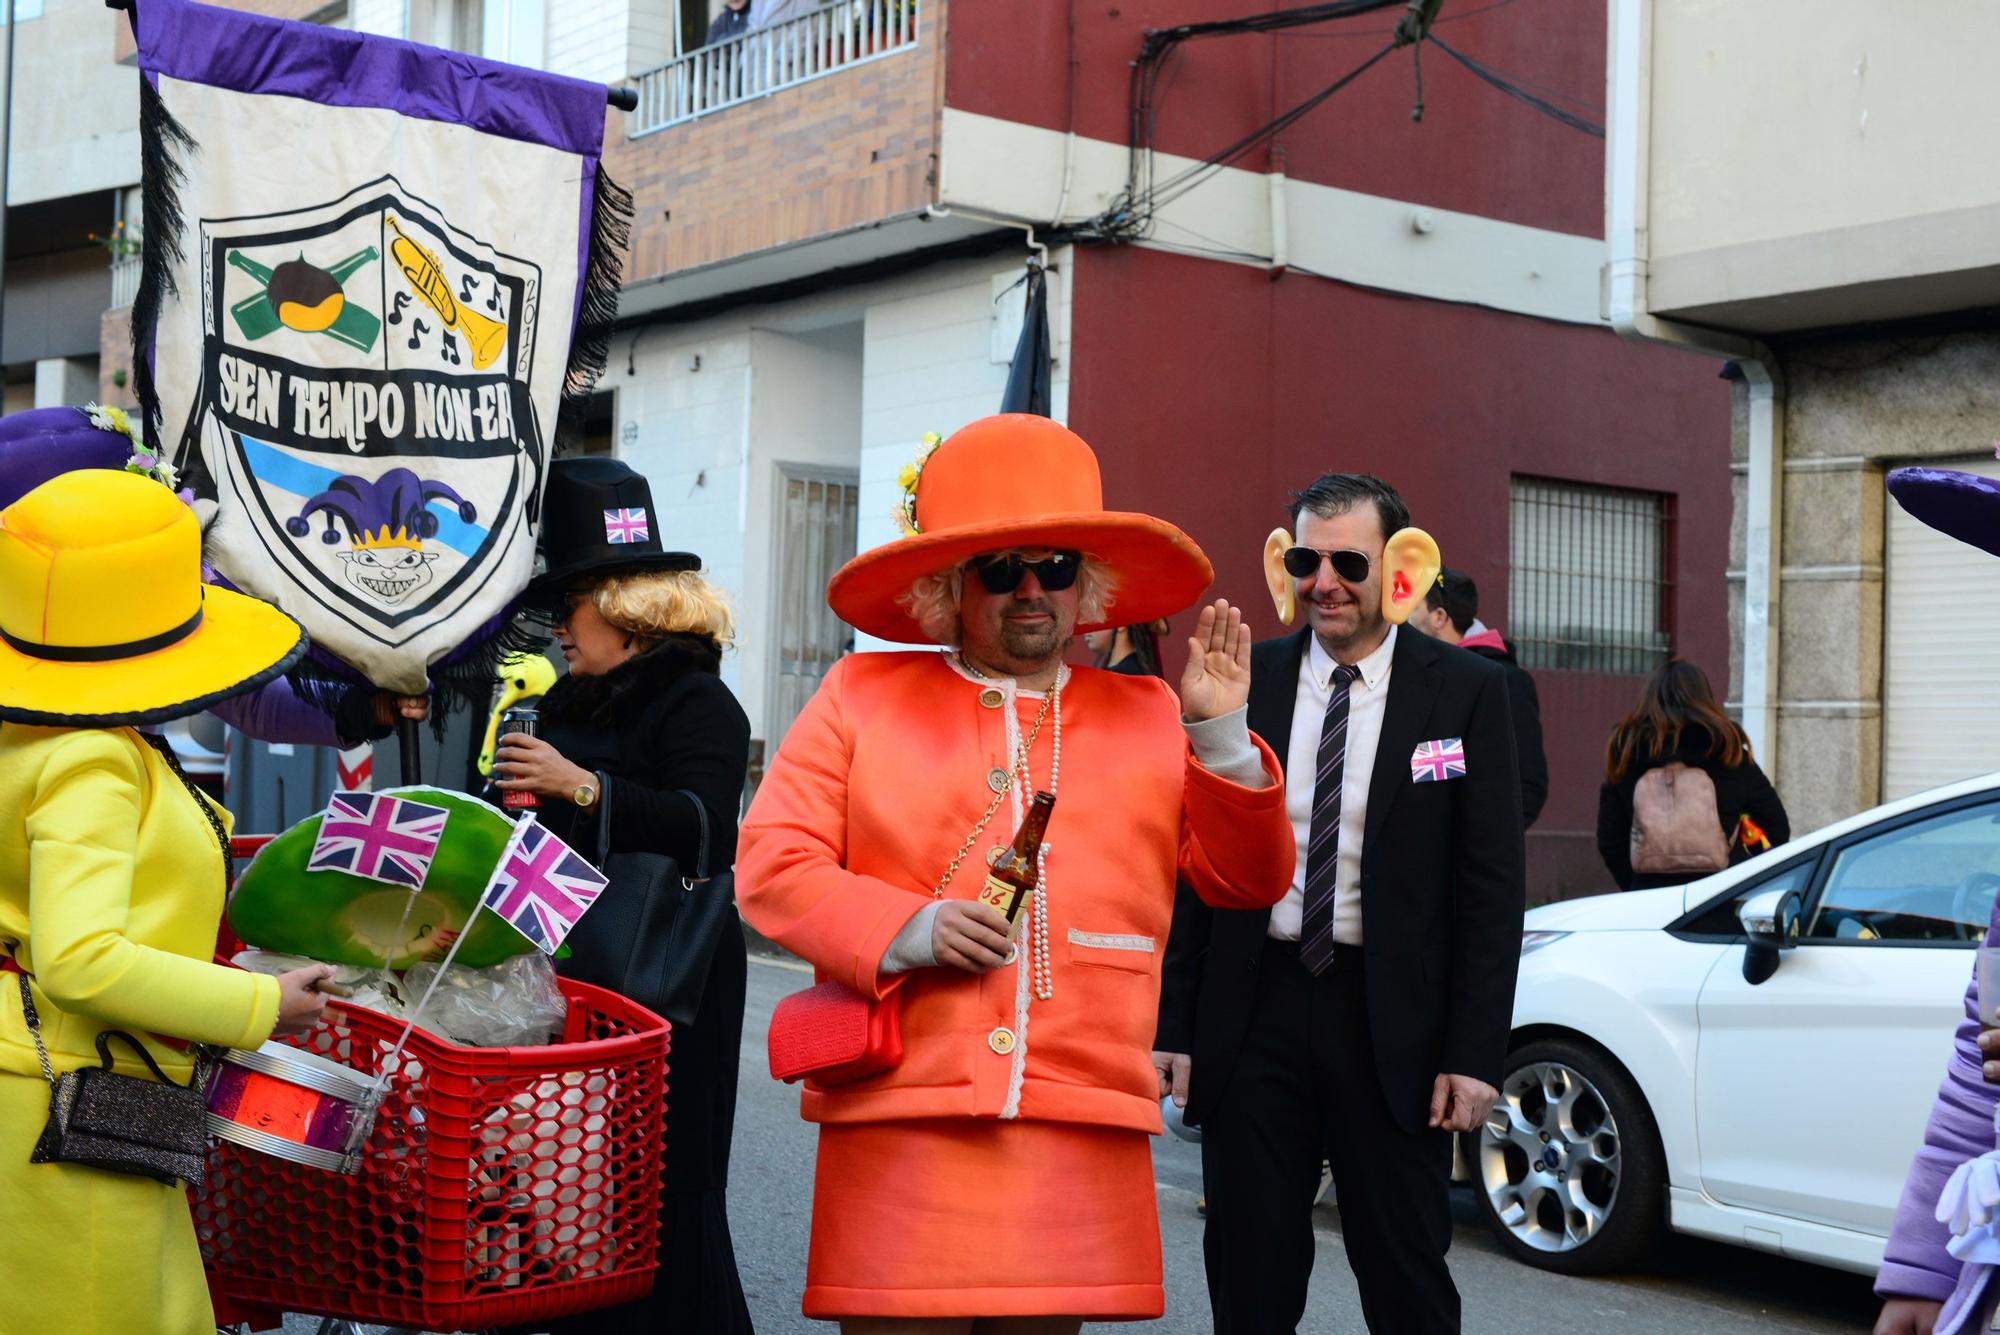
[130,0,628,694]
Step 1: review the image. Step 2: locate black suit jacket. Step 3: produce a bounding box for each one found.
[1156,626,1528,1135]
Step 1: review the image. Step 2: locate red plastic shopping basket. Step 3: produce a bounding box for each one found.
[196,977,670,1331]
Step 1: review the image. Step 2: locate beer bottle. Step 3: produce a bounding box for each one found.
[977,791,1056,928]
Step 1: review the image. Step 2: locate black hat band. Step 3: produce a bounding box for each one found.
[0,605,205,663]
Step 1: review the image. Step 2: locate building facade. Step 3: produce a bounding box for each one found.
[1610,0,2000,836]
[73,0,1733,901]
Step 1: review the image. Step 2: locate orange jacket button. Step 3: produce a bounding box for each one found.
[988,1027,1016,1054]
[978,688,1005,708]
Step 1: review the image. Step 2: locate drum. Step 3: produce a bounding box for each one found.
[201,1041,385,1174]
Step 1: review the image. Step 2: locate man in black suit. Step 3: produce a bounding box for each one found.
[1155,473,1527,1333]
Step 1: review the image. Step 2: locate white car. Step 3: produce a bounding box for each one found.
[1473,772,2000,1277]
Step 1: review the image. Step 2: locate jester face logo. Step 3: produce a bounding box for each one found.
[287,467,477,606]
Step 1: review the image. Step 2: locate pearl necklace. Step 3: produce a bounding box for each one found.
[958,654,1063,1001]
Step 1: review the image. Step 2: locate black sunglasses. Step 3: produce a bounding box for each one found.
[1281,546,1372,583]
[965,550,1084,594]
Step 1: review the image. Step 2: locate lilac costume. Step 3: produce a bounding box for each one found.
[1878,465,2000,1328]
[1877,901,2000,1320]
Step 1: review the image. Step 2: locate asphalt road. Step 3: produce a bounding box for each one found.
[280,952,1882,1334]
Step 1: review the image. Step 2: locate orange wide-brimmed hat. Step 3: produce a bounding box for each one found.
[828,415,1214,644]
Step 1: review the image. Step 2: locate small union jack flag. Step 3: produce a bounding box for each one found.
[480,817,608,953]
[1410,738,1468,783]
[307,792,450,888]
[603,507,649,544]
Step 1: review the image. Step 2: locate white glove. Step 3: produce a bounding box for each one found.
[1938,1150,2000,1238]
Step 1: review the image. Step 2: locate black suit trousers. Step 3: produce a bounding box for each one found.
[1202,941,1458,1335]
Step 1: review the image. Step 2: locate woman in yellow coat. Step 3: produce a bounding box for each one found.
[0,466,338,1333]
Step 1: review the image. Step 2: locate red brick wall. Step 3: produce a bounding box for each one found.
[601,0,945,282]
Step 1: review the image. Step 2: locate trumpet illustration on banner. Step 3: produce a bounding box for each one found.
[385,214,508,371]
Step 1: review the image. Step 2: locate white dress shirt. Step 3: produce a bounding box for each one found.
[1268,626,1397,946]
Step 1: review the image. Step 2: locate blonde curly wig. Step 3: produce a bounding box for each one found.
[897,553,1118,648]
[584,568,736,649]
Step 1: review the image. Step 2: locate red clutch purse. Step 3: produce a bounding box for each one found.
[767,979,903,1086]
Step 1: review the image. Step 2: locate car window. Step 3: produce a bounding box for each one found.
[1679,859,1815,936]
[1805,802,2000,944]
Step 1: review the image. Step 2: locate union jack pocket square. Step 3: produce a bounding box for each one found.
[1410,738,1467,783]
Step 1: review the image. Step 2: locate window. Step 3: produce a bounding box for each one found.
[1806,801,2000,944]
[1678,858,1816,937]
[1509,477,1672,674]
[0,0,45,24]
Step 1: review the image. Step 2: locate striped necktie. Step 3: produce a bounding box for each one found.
[1299,662,1360,976]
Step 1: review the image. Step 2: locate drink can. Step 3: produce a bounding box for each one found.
[498,706,539,810]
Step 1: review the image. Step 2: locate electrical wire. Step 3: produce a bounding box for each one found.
[1427,35,1605,137]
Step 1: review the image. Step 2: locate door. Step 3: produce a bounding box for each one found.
[766,467,859,751]
[1694,797,2000,1235]
[1885,455,2000,798]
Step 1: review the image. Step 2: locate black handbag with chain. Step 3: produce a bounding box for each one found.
[559,779,737,1029]
[18,972,209,1187]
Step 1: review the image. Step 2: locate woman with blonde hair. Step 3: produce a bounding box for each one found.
[494,457,755,1333]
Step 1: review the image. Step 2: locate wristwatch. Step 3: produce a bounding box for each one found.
[572,776,600,809]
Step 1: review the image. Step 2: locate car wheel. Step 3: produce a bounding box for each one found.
[1472,1036,1665,1275]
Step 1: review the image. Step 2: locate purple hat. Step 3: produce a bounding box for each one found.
[0,406,135,510]
[1887,467,2000,559]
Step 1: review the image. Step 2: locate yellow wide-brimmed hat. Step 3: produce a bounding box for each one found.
[0,469,306,726]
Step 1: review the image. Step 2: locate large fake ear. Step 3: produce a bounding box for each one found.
[1262,527,1297,626]
[1382,527,1441,625]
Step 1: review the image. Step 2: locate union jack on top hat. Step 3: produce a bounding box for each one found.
[526,456,701,598]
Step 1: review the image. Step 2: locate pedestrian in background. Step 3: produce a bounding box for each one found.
[1596,659,1788,891]
[1410,567,1548,828]
[702,0,750,46]
[1086,617,1169,677]
[495,458,756,1334]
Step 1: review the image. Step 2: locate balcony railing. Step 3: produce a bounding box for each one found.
[110,254,142,310]
[628,0,920,136]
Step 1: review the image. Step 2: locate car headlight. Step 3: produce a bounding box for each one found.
[1520,929,1570,956]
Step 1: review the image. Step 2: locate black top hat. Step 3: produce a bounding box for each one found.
[528,457,700,595]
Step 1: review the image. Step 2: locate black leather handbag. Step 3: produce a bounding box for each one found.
[18,972,208,1187]
[559,779,737,1029]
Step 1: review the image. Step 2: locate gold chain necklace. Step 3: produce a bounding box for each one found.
[931,663,1056,900]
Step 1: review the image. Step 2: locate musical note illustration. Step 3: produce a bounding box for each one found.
[407,317,431,351]
[485,283,502,314]
[387,291,411,326]
[458,274,478,305]
[442,330,462,366]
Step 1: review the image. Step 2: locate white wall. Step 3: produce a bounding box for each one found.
[856,247,1074,564]
[5,0,140,205]
[614,248,1075,740]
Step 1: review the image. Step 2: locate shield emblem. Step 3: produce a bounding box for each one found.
[184,176,550,689]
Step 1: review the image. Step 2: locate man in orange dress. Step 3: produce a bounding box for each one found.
[736,414,1295,1334]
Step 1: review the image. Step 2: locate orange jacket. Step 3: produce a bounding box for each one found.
[736,653,1293,1134]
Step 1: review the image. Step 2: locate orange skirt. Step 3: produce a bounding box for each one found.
[804,1118,1164,1320]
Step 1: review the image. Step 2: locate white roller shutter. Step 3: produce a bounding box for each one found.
[1884,456,2000,798]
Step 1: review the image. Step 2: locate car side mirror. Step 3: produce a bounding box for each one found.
[1739,886,1802,985]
